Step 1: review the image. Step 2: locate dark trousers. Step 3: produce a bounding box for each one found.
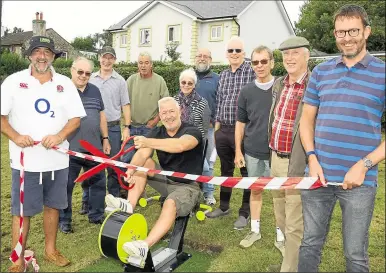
[215,126,250,218]
[59,154,106,223]
[107,124,122,197]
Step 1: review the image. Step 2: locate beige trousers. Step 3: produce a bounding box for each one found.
[270,151,303,272]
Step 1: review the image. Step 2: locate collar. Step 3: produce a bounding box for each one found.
[335,51,372,68]
[195,69,213,78]
[28,65,56,82]
[228,61,248,73]
[77,83,90,93]
[95,69,118,79]
[284,71,308,86]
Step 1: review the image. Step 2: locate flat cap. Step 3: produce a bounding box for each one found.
[278,36,310,51]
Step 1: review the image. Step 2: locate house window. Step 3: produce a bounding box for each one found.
[210,25,223,41]
[61,52,68,60]
[167,24,181,43]
[120,34,128,46]
[139,28,151,46]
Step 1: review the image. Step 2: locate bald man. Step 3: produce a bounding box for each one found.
[194,48,219,205]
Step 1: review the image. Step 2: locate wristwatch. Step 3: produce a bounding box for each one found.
[124,125,131,129]
[362,157,373,170]
[306,151,316,157]
[102,136,109,140]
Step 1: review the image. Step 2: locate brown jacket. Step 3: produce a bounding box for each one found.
[268,71,311,177]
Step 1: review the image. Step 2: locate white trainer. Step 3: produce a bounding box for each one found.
[105,194,133,214]
[123,240,149,268]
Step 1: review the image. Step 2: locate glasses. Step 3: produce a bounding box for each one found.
[73,68,91,77]
[251,59,269,66]
[335,28,360,38]
[180,81,194,86]
[196,54,211,59]
[227,48,242,54]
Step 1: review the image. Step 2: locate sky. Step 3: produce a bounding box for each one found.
[1,1,304,42]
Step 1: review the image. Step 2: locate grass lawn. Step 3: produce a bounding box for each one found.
[1,135,385,272]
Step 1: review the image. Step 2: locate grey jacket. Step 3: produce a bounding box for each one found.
[268,71,311,177]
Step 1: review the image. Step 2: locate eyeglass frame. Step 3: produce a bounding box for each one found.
[334,28,363,38]
[251,59,270,66]
[227,48,243,54]
[195,54,211,59]
[72,67,92,77]
[180,80,194,86]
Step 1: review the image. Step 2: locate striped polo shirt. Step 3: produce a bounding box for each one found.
[304,52,385,187]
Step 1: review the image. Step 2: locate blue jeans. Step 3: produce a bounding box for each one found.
[298,186,377,272]
[120,125,152,164]
[244,154,270,177]
[60,155,106,223]
[202,128,215,197]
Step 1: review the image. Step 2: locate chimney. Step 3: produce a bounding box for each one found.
[32,11,46,36]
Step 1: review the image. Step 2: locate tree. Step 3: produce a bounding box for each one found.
[295,0,385,53]
[71,35,96,51]
[92,31,112,49]
[12,27,23,33]
[165,42,181,62]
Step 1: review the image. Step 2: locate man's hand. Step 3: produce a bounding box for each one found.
[342,160,367,190]
[134,136,149,149]
[234,150,246,168]
[308,155,326,186]
[124,169,137,185]
[122,128,130,141]
[41,134,63,149]
[13,135,34,148]
[103,139,111,155]
[146,116,159,128]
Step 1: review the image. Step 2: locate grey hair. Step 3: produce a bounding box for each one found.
[251,45,274,60]
[158,97,180,110]
[72,56,94,71]
[179,68,197,85]
[226,36,245,52]
[138,51,152,63]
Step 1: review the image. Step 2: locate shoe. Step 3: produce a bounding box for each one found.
[8,263,25,272]
[122,240,149,268]
[105,194,133,214]
[234,215,250,230]
[267,264,281,272]
[59,223,73,234]
[204,196,216,205]
[89,217,105,225]
[44,250,70,267]
[274,240,285,257]
[239,231,261,248]
[79,201,88,215]
[206,208,230,218]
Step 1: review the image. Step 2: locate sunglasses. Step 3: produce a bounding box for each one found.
[227,48,242,54]
[181,81,194,86]
[76,70,92,77]
[251,59,270,66]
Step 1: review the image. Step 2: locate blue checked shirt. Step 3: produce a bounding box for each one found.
[215,61,255,126]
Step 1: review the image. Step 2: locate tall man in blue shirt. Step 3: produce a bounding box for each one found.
[298,4,385,272]
[194,48,219,205]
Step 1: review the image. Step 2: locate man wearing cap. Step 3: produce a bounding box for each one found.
[1,35,86,272]
[267,36,310,272]
[89,46,131,198]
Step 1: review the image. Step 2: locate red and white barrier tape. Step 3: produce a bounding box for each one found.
[44,143,325,190]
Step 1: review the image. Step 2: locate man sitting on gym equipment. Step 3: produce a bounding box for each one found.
[105,96,203,268]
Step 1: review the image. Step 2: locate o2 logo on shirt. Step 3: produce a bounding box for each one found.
[34,98,55,118]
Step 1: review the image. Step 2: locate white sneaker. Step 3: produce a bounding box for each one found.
[204,196,216,205]
[105,194,133,214]
[123,240,149,268]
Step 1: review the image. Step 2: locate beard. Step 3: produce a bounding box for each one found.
[33,59,52,73]
[337,35,366,59]
[196,63,210,73]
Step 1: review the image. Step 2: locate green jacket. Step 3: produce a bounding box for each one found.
[268,71,311,177]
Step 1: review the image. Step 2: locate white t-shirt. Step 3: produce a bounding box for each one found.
[1,66,86,172]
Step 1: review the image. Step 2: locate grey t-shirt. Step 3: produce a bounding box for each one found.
[68,83,104,152]
[237,81,273,160]
[90,70,130,122]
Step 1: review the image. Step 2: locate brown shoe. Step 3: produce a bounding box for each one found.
[8,263,25,272]
[44,250,70,267]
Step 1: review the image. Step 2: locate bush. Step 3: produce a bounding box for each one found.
[52,58,74,68]
[0,52,29,78]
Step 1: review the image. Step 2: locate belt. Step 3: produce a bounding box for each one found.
[107,120,120,127]
[274,151,291,159]
[221,124,235,129]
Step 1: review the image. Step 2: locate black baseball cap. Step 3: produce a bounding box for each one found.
[25,36,63,59]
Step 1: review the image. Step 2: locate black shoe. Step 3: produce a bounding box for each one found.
[59,223,73,234]
[89,217,105,225]
[79,202,88,215]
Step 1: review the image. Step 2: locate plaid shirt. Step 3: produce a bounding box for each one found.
[269,72,308,154]
[215,61,255,126]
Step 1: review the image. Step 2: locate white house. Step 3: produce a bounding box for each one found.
[106,1,295,64]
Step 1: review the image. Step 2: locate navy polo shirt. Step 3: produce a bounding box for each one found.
[68,83,105,152]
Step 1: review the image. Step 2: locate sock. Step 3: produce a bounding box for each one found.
[251,220,260,233]
[276,227,285,242]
